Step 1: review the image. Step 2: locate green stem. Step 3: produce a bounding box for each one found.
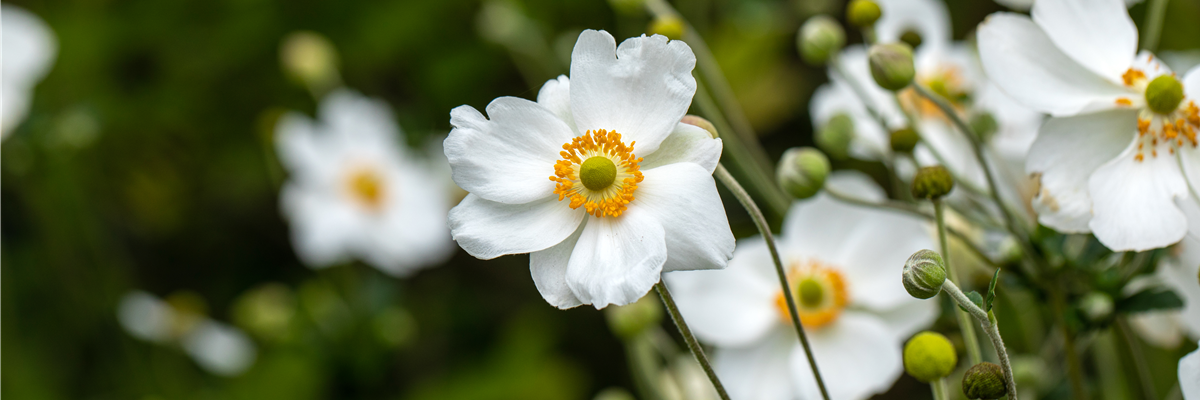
[941,281,1020,400]
[655,281,731,400]
[935,200,985,366]
[1141,0,1170,52]
[714,164,832,400]
[931,378,948,400]
[693,82,791,217]
[1116,317,1158,400]
[1050,291,1088,400]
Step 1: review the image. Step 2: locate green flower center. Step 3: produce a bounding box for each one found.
[797,278,824,308]
[1145,74,1184,115]
[579,156,617,191]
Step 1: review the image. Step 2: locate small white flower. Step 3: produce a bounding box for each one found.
[978,0,1200,251]
[2,4,57,138]
[1182,344,1200,399]
[117,291,257,376]
[276,89,454,276]
[665,173,938,400]
[446,30,734,309]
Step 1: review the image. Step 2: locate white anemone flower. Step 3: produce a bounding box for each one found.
[978,0,1200,252]
[276,89,454,276]
[445,30,734,309]
[117,291,257,376]
[665,173,938,400]
[1183,344,1200,399]
[2,4,57,138]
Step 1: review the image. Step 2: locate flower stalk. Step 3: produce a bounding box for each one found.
[714,163,833,400]
[942,280,1019,400]
[1141,0,1170,52]
[654,281,731,400]
[934,199,985,366]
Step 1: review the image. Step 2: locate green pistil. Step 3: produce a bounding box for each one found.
[580,156,617,191]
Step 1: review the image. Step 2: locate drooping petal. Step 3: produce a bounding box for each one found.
[570,30,696,155]
[537,75,577,132]
[875,0,951,56]
[565,207,667,308]
[1088,144,1189,251]
[529,222,586,309]
[1026,110,1138,232]
[448,193,585,259]
[639,122,723,173]
[635,163,734,272]
[1031,0,1137,81]
[978,13,1131,116]
[666,238,780,347]
[1182,344,1200,399]
[445,97,575,204]
[790,313,904,400]
[712,328,797,400]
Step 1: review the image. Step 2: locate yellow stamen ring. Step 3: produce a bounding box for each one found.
[774,260,849,329]
[549,129,644,218]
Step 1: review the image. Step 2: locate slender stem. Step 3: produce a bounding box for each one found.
[931,378,948,400]
[941,281,1019,400]
[935,200,985,366]
[655,282,731,400]
[715,164,832,400]
[1050,291,1088,400]
[1116,317,1159,400]
[1141,0,1170,52]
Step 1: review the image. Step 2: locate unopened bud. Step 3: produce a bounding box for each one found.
[868,43,915,91]
[904,331,957,382]
[846,0,882,28]
[900,30,923,49]
[777,147,830,200]
[798,16,845,66]
[681,115,718,138]
[890,128,919,153]
[963,362,1007,399]
[605,295,662,339]
[970,112,999,142]
[1078,291,1114,323]
[903,250,946,299]
[1145,74,1184,115]
[911,165,954,199]
[280,31,340,90]
[649,15,685,41]
[817,113,855,159]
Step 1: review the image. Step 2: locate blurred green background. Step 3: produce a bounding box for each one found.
[3,0,1199,399]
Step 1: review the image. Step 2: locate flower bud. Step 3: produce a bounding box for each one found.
[970,112,999,142]
[900,29,923,50]
[846,0,882,28]
[280,31,340,91]
[904,331,957,382]
[681,115,718,138]
[868,43,915,91]
[817,113,855,159]
[962,362,1007,399]
[605,294,663,339]
[798,16,845,66]
[903,249,946,299]
[911,165,954,199]
[649,15,685,41]
[777,147,830,200]
[1078,291,1114,323]
[1145,74,1184,115]
[890,128,919,153]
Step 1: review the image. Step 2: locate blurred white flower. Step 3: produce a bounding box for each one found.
[659,355,720,400]
[2,4,57,138]
[276,89,454,276]
[992,0,1142,11]
[665,173,938,400]
[446,29,734,309]
[1183,344,1200,399]
[117,291,257,376]
[978,0,1200,252]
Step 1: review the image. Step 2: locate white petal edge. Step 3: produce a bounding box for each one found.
[448,193,585,259]
[1181,344,1200,400]
[636,162,734,272]
[529,221,587,309]
[537,75,576,133]
[1088,143,1189,251]
[875,0,951,55]
[665,237,780,347]
[640,122,723,173]
[565,206,667,308]
[791,313,904,400]
[1031,0,1137,81]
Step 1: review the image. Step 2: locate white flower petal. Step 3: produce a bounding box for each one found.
[2,5,57,138]
[117,291,175,343]
[712,328,797,400]
[1128,311,1184,348]
[1088,144,1189,251]
[361,161,455,276]
[274,112,339,183]
[791,313,904,400]
[875,0,951,55]
[570,30,696,155]
[182,321,257,376]
[1031,0,1137,80]
[873,299,940,342]
[529,222,587,309]
[537,75,576,132]
[1182,344,1200,399]
[565,207,667,308]
[319,89,405,149]
[639,122,723,173]
[978,13,1131,116]
[837,202,935,311]
[280,183,364,267]
[448,193,584,259]
[1026,110,1138,232]
[446,98,575,204]
[635,163,734,272]
[1182,66,1200,100]
[665,238,780,347]
[782,171,887,263]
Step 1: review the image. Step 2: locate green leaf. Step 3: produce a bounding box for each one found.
[959,291,984,313]
[984,269,1000,312]
[1117,287,1184,314]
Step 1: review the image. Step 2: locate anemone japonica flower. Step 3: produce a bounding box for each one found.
[2,4,57,139]
[276,89,454,276]
[979,0,1200,252]
[446,30,734,309]
[118,291,257,376]
[665,173,938,400]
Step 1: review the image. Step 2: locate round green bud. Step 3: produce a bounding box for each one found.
[798,15,846,66]
[580,156,617,191]
[649,16,685,41]
[1145,74,1184,115]
[903,249,947,299]
[1078,291,1114,323]
[963,362,1007,399]
[777,147,831,200]
[911,165,954,199]
[900,29,923,49]
[846,0,882,28]
[280,31,340,90]
[970,112,999,142]
[681,115,719,138]
[817,113,855,159]
[868,43,916,91]
[890,128,920,153]
[604,295,663,339]
[904,331,958,382]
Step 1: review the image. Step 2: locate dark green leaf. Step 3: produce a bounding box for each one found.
[1116,287,1184,314]
[984,269,1000,312]
[959,291,984,313]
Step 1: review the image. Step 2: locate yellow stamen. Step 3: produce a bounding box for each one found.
[549,129,644,218]
[774,260,849,329]
[346,168,386,210]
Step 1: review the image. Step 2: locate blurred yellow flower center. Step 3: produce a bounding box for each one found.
[550,129,644,218]
[775,260,849,329]
[1116,66,1199,162]
[346,168,386,210]
[899,65,970,120]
